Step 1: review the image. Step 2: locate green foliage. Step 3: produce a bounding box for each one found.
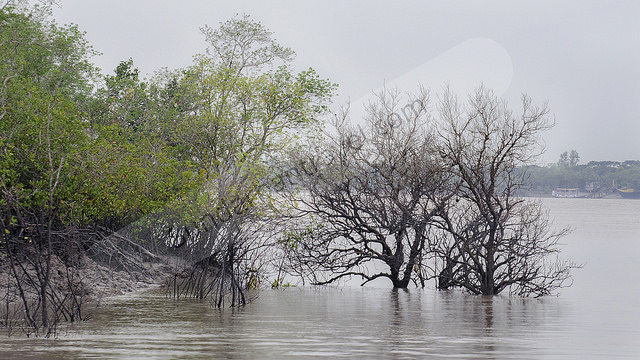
[200,14,295,73]
[0,7,96,222]
[525,154,640,193]
[280,223,326,250]
[0,6,202,234]
[152,15,336,234]
[271,277,294,289]
[557,149,580,168]
[0,7,335,318]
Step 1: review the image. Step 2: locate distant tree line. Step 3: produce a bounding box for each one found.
[523,151,640,194]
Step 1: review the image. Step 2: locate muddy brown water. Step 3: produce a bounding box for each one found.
[1,198,639,359]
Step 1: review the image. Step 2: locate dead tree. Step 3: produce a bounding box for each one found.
[433,85,578,296]
[285,88,449,288]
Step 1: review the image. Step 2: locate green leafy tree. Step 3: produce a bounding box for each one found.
[76,59,199,229]
[569,150,580,167]
[0,5,99,335]
[127,14,337,306]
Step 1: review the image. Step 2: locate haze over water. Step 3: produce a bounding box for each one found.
[1,198,638,359]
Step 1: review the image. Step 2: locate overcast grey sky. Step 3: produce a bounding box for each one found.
[52,1,640,163]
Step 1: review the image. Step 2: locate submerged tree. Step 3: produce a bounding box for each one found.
[433,86,578,296]
[284,88,449,288]
[284,85,577,296]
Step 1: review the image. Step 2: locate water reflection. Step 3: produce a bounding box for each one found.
[379,289,567,359]
[0,287,572,359]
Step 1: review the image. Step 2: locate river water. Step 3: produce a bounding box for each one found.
[1,198,639,359]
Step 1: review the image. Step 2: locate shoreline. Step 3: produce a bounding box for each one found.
[0,254,173,336]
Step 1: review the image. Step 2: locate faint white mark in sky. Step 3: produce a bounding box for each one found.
[347,38,513,124]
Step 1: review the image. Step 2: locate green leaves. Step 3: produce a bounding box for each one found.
[164,17,335,200]
[0,7,335,252]
[200,14,295,74]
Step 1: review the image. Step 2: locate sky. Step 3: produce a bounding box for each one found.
[51,0,640,163]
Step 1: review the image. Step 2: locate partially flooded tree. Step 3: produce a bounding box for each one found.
[75,15,334,308]
[433,86,578,296]
[284,85,577,296]
[120,162,280,308]
[284,88,448,288]
[140,14,336,306]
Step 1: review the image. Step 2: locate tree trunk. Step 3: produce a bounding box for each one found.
[483,230,496,295]
[392,278,410,288]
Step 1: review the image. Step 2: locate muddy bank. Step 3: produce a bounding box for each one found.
[0,252,178,337]
[1,256,170,300]
[75,257,174,298]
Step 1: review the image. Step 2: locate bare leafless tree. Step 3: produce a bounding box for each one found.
[283,88,450,288]
[283,85,578,296]
[433,85,578,296]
